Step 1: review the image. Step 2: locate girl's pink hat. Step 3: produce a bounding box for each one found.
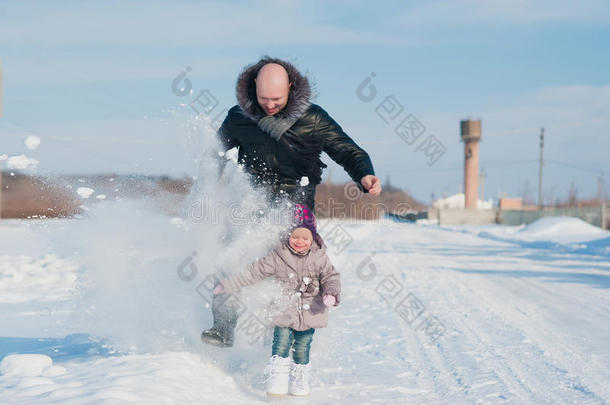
[291,203,318,242]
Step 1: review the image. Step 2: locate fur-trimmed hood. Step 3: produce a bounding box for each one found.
[235,56,312,122]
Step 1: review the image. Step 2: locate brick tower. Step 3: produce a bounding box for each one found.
[460,120,481,209]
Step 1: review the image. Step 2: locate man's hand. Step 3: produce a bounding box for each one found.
[213,284,225,295]
[360,175,382,196]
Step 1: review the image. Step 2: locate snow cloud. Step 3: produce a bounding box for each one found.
[5,154,39,170]
[24,135,41,150]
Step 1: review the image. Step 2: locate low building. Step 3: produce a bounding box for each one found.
[498,197,522,210]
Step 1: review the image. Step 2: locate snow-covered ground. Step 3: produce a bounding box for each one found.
[1,206,609,404]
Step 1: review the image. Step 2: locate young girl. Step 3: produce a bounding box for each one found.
[212,204,341,397]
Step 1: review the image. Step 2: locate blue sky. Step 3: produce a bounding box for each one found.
[1,0,609,203]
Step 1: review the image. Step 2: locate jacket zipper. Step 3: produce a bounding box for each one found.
[297,256,305,328]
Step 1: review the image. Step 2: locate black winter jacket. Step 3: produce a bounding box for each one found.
[217,103,375,187]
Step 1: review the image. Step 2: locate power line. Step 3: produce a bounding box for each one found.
[0,119,149,169]
[371,158,608,174]
[0,119,176,145]
[376,159,538,173]
[538,127,544,209]
[545,159,610,173]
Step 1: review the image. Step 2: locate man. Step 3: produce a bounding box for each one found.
[201,55,381,347]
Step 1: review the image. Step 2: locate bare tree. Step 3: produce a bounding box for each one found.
[519,179,535,206]
[568,181,578,207]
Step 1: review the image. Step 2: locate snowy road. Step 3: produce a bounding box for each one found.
[316,219,610,404]
[1,211,609,404]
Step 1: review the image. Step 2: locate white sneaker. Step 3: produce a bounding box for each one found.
[264,355,291,397]
[289,362,311,396]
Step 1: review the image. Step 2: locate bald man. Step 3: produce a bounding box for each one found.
[218,56,380,207]
[201,55,380,347]
[255,63,292,116]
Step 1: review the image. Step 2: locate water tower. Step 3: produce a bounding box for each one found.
[460,119,481,209]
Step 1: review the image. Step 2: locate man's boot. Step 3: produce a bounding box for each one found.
[201,289,238,347]
[200,322,235,347]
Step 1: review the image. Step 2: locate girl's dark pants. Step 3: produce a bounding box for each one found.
[272,327,315,364]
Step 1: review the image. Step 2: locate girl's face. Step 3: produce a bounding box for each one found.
[289,227,313,252]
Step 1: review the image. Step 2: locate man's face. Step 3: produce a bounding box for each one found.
[255,78,291,116]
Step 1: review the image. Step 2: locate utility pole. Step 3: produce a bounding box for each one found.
[538,127,544,210]
[598,172,606,203]
[0,57,3,118]
[0,58,3,219]
[600,173,607,230]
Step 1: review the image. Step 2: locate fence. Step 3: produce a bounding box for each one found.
[499,203,608,230]
[426,203,608,230]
